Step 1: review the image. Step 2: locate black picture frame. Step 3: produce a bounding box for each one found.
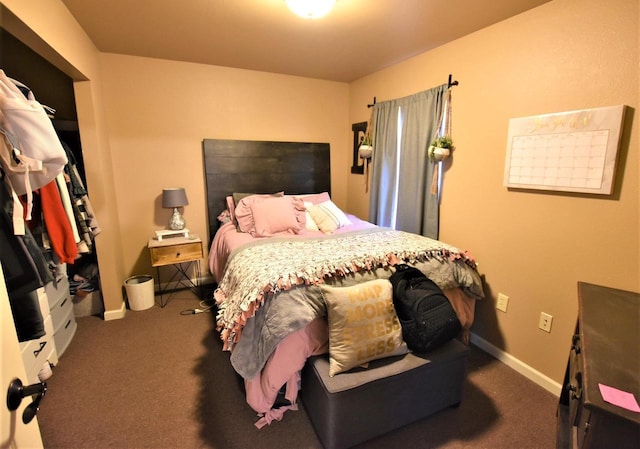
[351,121,367,175]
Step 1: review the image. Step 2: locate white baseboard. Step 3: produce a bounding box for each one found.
[103,273,215,321]
[103,301,126,321]
[470,332,562,397]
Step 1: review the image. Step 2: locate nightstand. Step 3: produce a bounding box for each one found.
[148,234,203,307]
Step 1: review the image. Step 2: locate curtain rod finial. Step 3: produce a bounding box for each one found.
[367,96,377,108]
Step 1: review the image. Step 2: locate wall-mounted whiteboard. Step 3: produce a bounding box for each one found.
[504,105,626,195]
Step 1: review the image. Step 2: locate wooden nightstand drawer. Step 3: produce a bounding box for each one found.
[149,239,203,267]
[148,235,203,307]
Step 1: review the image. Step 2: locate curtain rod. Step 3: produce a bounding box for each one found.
[367,74,459,108]
[448,74,459,88]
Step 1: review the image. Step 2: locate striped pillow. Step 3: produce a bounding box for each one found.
[308,200,352,233]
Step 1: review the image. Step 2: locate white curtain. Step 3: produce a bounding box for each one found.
[368,84,447,239]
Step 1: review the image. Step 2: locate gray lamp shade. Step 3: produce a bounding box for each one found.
[162,188,189,208]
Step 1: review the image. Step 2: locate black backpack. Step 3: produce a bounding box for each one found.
[388,264,461,353]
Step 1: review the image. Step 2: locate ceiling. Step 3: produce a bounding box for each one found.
[60,0,551,82]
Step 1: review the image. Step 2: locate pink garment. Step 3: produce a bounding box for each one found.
[443,288,477,344]
[245,317,329,428]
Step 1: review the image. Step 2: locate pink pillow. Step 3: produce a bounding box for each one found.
[226,196,236,224]
[250,196,306,237]
[234,192,284,233]
[296,192,331,205]
[233,191,283,206]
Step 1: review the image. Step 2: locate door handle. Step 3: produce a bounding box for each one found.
[6,378,47,424]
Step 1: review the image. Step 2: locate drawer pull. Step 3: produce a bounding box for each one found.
[60,297,68,308]
[176,251,181,257]
[65,319,72,330]
[571,334,581,354]
[33,341,47,357]
[566,383,581,400]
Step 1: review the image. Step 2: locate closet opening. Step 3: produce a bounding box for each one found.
[1,26,103,322]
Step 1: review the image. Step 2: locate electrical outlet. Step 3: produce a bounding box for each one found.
[539,312,553,332]
[496,293,509,313]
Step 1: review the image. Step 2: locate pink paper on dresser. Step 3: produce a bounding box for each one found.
[598,383,640,413]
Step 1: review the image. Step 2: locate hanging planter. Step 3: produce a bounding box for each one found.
[428,136,453,162]
[358,135,373,160]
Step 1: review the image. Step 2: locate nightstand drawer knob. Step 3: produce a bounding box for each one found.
[176,252,181,257]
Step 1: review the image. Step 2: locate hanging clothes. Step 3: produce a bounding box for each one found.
[0,173,51,341]
[36,180,78,264]
[0,72,86,342]
[60,140,101,253]
[0,70,67,210]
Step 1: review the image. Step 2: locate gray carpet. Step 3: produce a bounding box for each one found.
[37,290,558,448]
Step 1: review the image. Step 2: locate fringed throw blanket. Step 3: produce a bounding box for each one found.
[214,227,478,351]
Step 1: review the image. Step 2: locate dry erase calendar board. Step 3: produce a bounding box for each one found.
[504,105,626,195]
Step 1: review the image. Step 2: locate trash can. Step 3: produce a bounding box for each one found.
[124,275,155,311]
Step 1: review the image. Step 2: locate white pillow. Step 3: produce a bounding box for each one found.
[308,200,352,233]
[304,201,320,231]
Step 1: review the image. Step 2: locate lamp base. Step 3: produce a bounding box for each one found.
[168,207,186,230]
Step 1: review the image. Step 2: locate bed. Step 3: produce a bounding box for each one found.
[203,138,484,428]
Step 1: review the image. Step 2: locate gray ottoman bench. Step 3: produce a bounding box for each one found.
[300,339,469,449]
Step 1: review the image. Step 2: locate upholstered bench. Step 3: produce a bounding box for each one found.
[300,339,469,449]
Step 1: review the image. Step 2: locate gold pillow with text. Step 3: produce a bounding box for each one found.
[322,279,408,376]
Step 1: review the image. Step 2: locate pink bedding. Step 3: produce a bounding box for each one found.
[209,200,483,427]
[208,214,375,282]
[245,317,329,428]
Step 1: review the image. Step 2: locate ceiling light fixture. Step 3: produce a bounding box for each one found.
[286,0,336,19]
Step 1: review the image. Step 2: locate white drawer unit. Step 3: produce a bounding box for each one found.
[53,305,77,356]
[45,272,76,357]
[48,277,73,330]
[18,265,76,383]
[19,288,58,384]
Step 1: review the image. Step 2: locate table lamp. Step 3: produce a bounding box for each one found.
[162,187,189,230]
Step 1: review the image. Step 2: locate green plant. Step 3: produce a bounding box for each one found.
[428,135,454,162]
[429,135,453,149]
[360,134,372,146]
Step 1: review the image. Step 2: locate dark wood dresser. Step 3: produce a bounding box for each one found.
[557,282,640,449]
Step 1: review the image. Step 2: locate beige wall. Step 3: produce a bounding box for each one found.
[349,0,639,384]
[98,54,349,279]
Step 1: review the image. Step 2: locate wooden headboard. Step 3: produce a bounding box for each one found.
[203,139,331,241]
